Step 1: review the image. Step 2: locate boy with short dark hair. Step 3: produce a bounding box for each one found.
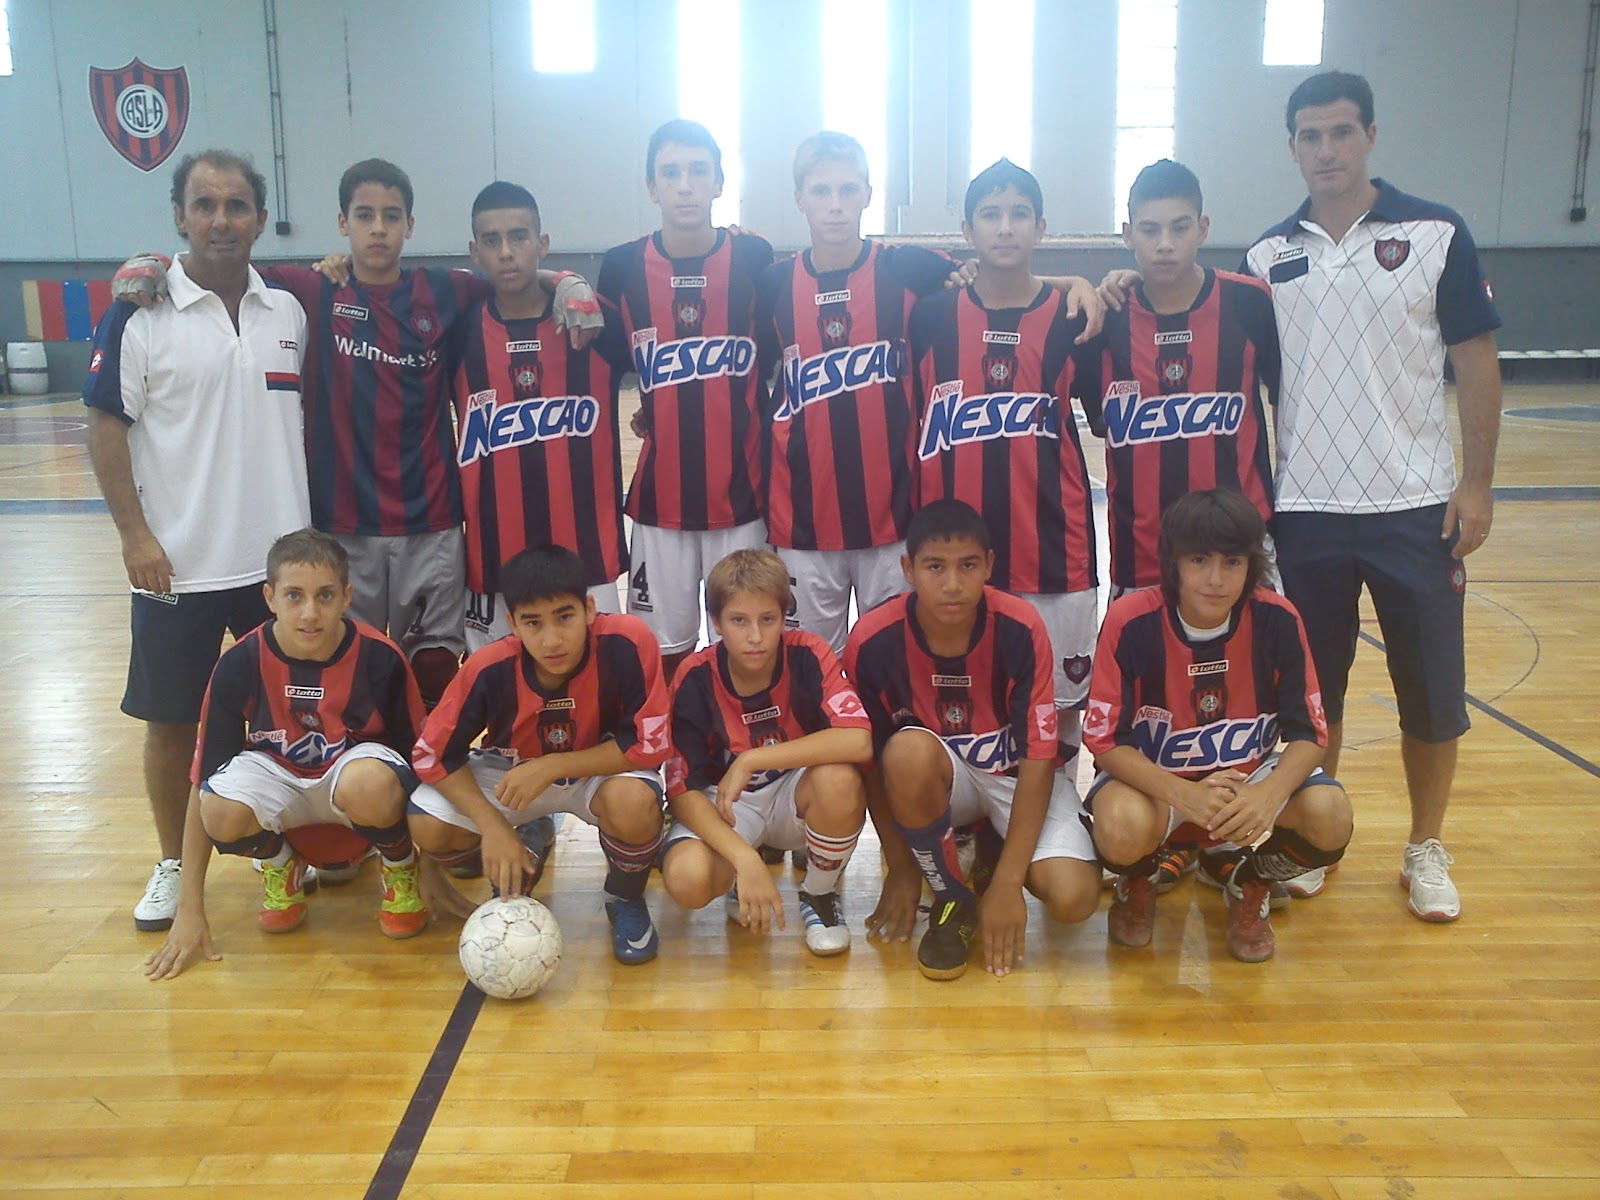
[659,549,872,955]
[453,181,627,652]
[143,528,434,981]
[1084,489,1353,962]
[909,158,1100,775]
[408,545,673,964]
[599,119,775,677]
[844,500,1101,982]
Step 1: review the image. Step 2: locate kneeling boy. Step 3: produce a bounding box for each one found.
[408,545,672,964]
[845,500,1101,981]
[660,550,872,955]
[1084,489,1352,962]
[144,529,434,980]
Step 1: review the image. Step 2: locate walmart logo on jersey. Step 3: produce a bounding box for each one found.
[456,393,601,465]
[1102,386,1248,448]
[249,728,349,770]
[631,327,756,393]
[776,339,903,420]
[917,380,1059,459]
[1131,705,1278,773]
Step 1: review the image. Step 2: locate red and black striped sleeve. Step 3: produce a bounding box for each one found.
[595,616,672,766]
[192,634,264,784]
[664,653,725,798]
[413,644,519,782]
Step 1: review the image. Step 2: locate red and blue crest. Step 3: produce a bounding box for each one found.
[89,59,190,172]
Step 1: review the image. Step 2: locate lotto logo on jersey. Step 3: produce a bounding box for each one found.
[945,728,1020,773]
[631,328,756,393]
[638,713,671,756]
[333,303,370,321]
[776,340,903,420]
[1132,710,1279,773]
[89,350,104,373]
[284,685,325,700]
[741,705,783,725]
[456,394,601,466]
[1101,389,1247,448]
[918,381,1059,459]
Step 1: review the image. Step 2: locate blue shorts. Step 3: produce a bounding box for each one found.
[1274,505,1468,743]
[122,584,272,725]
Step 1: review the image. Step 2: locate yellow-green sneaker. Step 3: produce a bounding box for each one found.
[379,859,428,939]
[259,856,310,933]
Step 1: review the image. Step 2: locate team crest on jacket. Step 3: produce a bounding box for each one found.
[985,355,1013,385]
[412,312,437,336]
[89,59,191,172]
[1374,238,1411,271]
[1062,655,1091,685]
[1160,354,1192,390]
[819,311,852,347]
[676,300,703,331]
[515,365,541,394]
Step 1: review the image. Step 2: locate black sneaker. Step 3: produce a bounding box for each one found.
[917,896,976,980]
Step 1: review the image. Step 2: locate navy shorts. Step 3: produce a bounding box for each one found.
[122,584,272,725]
[1274,504,1468,743]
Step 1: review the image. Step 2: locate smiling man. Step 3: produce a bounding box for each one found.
[1243,71,1503,924]
[85,149,311,933]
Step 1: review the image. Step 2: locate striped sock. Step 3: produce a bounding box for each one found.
[800,825,861,896]
[211,828,285,861]
[599,827,664,901]
[351,817,415,865]
[894,813,975,905]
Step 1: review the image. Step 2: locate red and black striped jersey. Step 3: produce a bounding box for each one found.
[450,298,626,594]
[1075,269,1280,590]
[843,588,1057,776]
[597,229,773,531]
[263,265,487,537]
[665,629,870,797]
[1083,586,1325,780]
[412,613,670,782]
[754,242,953,551]
[192,619,425,783]
[910,285,1097,594]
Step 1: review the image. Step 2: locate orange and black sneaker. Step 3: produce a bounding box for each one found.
[1154,844,1198,894]
[1198,847,1289,910]
[259,855,310,933]
[917,896,977,981]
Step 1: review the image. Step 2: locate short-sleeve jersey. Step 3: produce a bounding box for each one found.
[755,242,953,551]
[412,612,671,781]
[450,298,626,593]
[263,265,486,537]
[910,285,1097,595]
[1083,586,1326,780]
[1242,178,1502,514]
[844,588,1057,776]
[597,229,774,531]
[84,257,310,592]
[192,619,425,784]
[1075,269,1280,590]
[665,629,870,797]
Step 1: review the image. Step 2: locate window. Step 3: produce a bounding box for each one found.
[677,0,741,225]
[530,0,595,74]
[1263,0,1325,66]
[1112,0,1177,228]
[969,0,1035,181]
[820,0,889,233]
[0,0,13,76]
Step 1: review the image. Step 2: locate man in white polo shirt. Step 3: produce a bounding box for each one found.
[1244,71,1503,924]
[85,149,311,931]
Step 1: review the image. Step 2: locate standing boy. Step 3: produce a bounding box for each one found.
[143,529,434,980]
[659,549,872,955]
[1085,489,1352,962]
[599,120,774,676]
[408,546,673,964]
[845,500,1101,981]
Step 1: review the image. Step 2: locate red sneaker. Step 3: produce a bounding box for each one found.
[1108,874,1156,948]
[1225,876,1276,963]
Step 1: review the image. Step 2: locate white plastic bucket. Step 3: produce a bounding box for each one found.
[5,342,49,395]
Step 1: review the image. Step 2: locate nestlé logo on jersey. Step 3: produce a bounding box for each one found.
[457,394,601,465]
[777,339,903,420]
[1101,386,1247,449]
[918,380,1059,459]
[1131,703,1278,773]
[250,728,349,769]
[631,327,755,393]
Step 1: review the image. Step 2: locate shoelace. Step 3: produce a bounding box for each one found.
[1411,842,1455,886]
[146,864,181,903]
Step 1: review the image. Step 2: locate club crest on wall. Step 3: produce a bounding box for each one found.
[89,59,190,172]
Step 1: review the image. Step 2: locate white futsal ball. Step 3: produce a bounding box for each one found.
[458,895,563,1000]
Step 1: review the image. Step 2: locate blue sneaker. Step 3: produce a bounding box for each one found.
[605,896,659,964]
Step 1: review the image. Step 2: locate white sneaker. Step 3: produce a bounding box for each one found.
[1401,839,1460,922]
[1283,867,1326,899]
[799,890,850,956]
[134,859,182,931]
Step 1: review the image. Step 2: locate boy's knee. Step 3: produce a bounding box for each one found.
[1089,788,1163,864]
[332,759,406,820]
[660,841,724,908]
[800,763,865,817]
[199,792,261,843]
[592,777,665,838]
[1030,860,1101,925]
[1296,782,1354,848]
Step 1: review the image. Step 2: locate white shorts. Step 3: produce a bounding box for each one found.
[464,581,622,655]
[336,528,466,657]
[915,730,1095,864]
[626,519,768,653]
[1105,532,1281,603]
[201,743,411,833]
[1017,588,1099,708]
[407,751,664,834]
[662,769,809,854]
[779,544,906,652]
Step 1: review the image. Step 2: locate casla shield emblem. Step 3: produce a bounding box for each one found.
[90,59,191,172]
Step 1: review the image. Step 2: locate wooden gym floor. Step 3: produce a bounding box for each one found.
[0,382,1596,1198]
